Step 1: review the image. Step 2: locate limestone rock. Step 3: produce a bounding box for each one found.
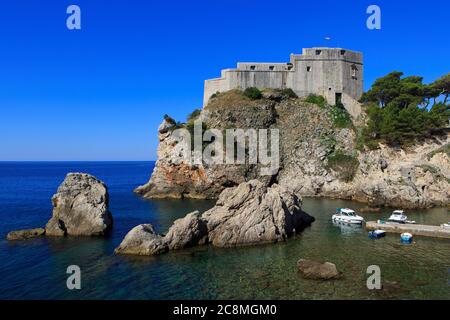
[6,228,45,241]
[297,259,341,280]
[202,180,314,247]
[45,173,113,236]
[164,211,208,250]
[115,224,167,255]
[138,91,449,209]
[117,180,314,255]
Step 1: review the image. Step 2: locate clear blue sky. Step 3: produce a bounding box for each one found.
[0,0,449,161]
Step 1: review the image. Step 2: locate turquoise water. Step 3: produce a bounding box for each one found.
[0,162,449,299]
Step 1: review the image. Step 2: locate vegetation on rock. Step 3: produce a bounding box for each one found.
[304,94,327,108]
[326,150,359,182]
[243,87,263,100]
[360,72,449,146]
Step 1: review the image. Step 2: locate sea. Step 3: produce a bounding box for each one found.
[0,162,449,299]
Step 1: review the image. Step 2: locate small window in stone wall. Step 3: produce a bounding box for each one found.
[250,65,256,70]
[269,66,274,71]
[340,50,346,55]
[307,66,311,72]
[315,50,322,55]
[351,65,358,80]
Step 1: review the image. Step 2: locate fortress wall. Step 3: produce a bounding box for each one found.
[204,78,226,106]
[226,70,288,90]
[203,48,364,117]
[341,92,363,119]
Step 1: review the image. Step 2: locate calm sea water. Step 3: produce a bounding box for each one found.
[0,162,449,300]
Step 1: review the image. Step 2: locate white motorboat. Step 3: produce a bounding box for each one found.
[441,222,450,229]
[332,208,365,225]
[387,210,415,224]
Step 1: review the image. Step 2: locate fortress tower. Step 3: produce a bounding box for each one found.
[203,47,363,118]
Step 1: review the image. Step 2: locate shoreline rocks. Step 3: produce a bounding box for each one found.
[116,180,315,256]
[7,173,113,241]
[6,228,45,241]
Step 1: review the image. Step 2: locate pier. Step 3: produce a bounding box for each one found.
[366,221,450,239]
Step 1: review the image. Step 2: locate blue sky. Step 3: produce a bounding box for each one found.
[0,0,449,161]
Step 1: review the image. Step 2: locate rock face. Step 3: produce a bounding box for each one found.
[115,224,167,255]
[134,90,277,200]
[45,173,113,236]
[297,259,341,280]
[203,180,314,247]
[116,180,314,255]
[6,228,45,241]
[137,90,450,208]
[164,211,208,250]
[115,211,208,255]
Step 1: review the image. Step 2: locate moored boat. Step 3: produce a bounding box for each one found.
[440,222,450,229]
[332,208,365,225]
[388,210,416,224]
[368,229,386,239]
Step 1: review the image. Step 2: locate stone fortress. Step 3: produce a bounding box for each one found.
[204,47,363,118]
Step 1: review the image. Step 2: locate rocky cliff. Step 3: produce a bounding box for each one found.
[137,90,450,209]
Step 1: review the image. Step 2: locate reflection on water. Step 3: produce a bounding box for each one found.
[0,162,449,300]
[332,221,364,236]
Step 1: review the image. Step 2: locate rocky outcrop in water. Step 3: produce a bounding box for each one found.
[6,228,45,241]
[116,180,314,255]
[203,180,314,247]
[7,173,113,240]
[137,90,450,208]
[297,259,341,280]
[45,173,113,236]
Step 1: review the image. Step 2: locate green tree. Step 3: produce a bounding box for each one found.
[432,73,450,104]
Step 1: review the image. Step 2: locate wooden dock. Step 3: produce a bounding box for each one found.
[366,221,450,239]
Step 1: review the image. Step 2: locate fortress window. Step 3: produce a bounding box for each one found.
[307,66,311,72]
[287,63,293,70]
[351,65,358,79]
[269,66,274,71]
[340,50,346,55]
[250,65,256,70]
[315,50,322,55]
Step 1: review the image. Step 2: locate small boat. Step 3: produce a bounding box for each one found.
[400,232,413,243]
[441,222,450,230]
[368,230,386,239]
[332,208,365,225]
[388,210,416,224]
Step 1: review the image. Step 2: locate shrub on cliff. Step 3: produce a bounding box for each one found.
[187,109,201,122]
[326,150,359,182]
[305,94,327,108]
[243,87,262,100]
[280,88,298,98]
[330,102,353,128]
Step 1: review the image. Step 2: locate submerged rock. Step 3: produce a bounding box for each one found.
[297,259,341,280]
[116,180,314,255]
[6,228,45,241]
[45,173,113,236]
